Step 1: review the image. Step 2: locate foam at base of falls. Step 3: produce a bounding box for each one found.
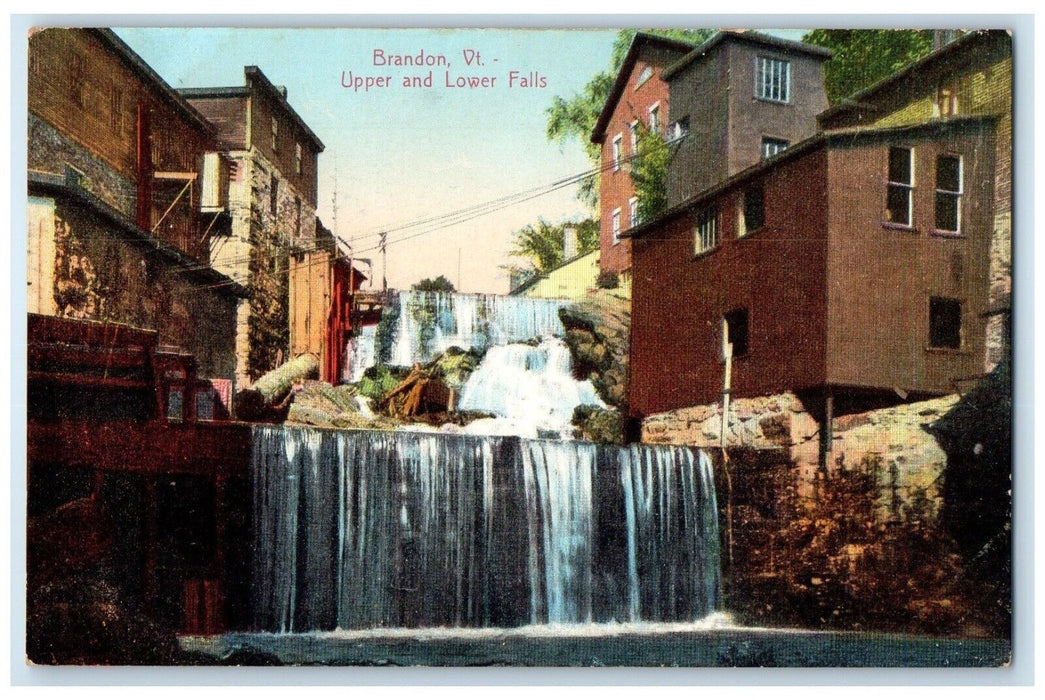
[252,426,721,633]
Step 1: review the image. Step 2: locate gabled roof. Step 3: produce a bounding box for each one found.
[589,32,697,145]
[662,29,832,81]
[817,30,1010,125]
[625,115,996,241]
[180,66,325,153]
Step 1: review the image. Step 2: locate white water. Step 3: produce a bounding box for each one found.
[357,291,571,371]
[252,426,721,632]
[458,337,604,439]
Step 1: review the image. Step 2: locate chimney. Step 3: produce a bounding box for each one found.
[563,225,578,260]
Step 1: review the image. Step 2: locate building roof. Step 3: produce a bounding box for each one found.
[817,30,1010,125]
[91,29,217,137]
[28,171,249,299]
[661,30,832,82]
[509,248,599,296]
[625,115,997,241]
[179,66,325,152]
[589,32,698,145]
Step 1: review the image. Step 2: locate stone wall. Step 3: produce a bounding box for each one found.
[37,197,238,380]
[211,148,318,387]
[644,391,957,520]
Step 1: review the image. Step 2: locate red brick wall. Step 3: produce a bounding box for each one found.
[597,46,677,277]
[629,148,830,416]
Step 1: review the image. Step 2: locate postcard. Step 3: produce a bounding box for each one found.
[21,22,1016,670]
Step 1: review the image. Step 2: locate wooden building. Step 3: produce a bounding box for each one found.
[27,28,243,386]
[289,218,370,384]
[182,67,326,388]
[817,30,1012,371]
[627,118,996,420]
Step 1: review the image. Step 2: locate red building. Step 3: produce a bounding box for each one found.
[590,33,694,283]
[628,118,996,420]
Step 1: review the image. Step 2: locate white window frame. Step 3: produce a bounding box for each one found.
[756,56,791,103]
[761,136,789,160]
[635,65,654,89]
[612,134,623,172]
[629,197,639,229]
[694,205,718,254]
[934,154,963,233]
[887,146,914,227]
[611,207,622,245]
[648,102,661,137]
[629,120,640,153]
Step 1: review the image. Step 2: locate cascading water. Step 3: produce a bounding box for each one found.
[457,337,604,439]
[350,291,571,375]
[252,425,721,632]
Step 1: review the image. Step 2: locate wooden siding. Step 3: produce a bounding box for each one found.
[186,96,249,149]
[247,86,319,206]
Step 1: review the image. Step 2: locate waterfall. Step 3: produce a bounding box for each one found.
[457,337,604,439]
[252,425,721,632]
[351,291,571,375]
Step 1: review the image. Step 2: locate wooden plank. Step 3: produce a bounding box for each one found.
[27,371,151,390]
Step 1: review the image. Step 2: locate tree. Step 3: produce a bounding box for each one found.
[801,29,936,104]
[545,29,713,209]
[412,275,456,293]
[630,123,670,222]
[508,217,600,275]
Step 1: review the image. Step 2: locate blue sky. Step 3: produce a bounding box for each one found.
[115,27,802,293]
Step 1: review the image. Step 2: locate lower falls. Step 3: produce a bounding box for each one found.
[251,426,721,632]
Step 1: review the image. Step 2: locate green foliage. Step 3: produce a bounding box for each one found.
[630,122,670,222]
[545,29,712,209]
[508,216,600,275]
[356,364,402,401]
[801,29,936,104]
[411,275,456,293]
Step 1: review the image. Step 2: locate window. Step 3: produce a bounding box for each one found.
[629,121,639,153]
[270,175,279,215]
[934,84,960,117]
[295,143,303,175]
[648,103,660,136]
[271,117,279,151]
[723,308,749,358]
[929,297,962,349]
[761,137,789,160]
[635,65,653,88]
[295,197,302,237]
[739,184,765,236]
[629,197,639,228]
[110,87,123,134]
[611,208,622,245]
[886,147,914,226]
[668,116,690,142]
[70,54,85,108]
[612,134,623,171]
[694,206,718,254]
[935,155,962,232]
[756,57,790,102]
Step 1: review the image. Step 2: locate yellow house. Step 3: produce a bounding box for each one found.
[512,249,632,300]
[818,30,1012,371]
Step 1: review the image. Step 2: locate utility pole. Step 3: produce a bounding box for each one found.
[379,231,388,291]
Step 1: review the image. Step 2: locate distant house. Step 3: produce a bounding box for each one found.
[817,30,1012,371]
[27,28,244,387]
[181,67,325,386]
[590,31,831,287]
[628,118,997,422]
[510,249,603,300]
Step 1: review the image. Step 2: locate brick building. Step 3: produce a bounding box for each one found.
[590,33,695,285]
[662,31,831,205]
[817,30,1012,371]
[182,67,325,387]
[27,28,243,383]
[628,118,996,422]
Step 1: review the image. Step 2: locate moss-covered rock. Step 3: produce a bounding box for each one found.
[572,404,625,445]
[560,291,631,413]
